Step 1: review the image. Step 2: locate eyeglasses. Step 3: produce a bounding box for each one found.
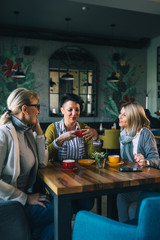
[27,104,40,110]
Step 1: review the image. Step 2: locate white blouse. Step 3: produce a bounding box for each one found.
[132,128,143,155]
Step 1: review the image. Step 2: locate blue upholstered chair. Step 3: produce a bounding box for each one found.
[72,196,160,240]
[0,200,31,240]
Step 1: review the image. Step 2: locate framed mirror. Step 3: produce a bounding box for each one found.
[49,46,98,117]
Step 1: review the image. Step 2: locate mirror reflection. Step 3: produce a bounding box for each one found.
[49,46,97,117]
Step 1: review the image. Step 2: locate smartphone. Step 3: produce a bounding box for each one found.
[119,167,142,172]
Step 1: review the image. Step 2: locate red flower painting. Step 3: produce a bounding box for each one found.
[1,59,21,78]
[120,95,135,106]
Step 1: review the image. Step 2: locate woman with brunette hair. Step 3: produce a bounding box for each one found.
[45,93,101,212]
[117,102,160,222]
[45,93,101,163]
[0,88,54,240]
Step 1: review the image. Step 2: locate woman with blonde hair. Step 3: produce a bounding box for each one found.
[0,88,54,240]
[117,102,160,222]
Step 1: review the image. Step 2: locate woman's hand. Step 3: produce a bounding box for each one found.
[57,130,77,146]
[134,153,147,167]
[32,119,43,135]
[82,126,98,141]
[27,193,50,208]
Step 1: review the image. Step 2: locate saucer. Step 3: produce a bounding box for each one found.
[60,166,78,172]
[78,159,95,166]
[106,161,124,167]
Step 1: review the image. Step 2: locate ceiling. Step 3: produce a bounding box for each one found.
[0,0,160,48]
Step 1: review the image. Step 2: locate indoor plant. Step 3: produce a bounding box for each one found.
[92,152,107,169]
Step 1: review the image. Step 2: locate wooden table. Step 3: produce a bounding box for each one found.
[155,135,160,139]
[38,161,160,240]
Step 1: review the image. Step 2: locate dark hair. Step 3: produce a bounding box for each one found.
[61,93,83,111]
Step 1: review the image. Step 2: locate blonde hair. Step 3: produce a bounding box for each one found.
[121,102,150,134]
[0,88,39,126]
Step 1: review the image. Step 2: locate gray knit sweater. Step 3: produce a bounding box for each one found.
[120,128,160,169]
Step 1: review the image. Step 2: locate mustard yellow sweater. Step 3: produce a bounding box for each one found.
[45,121,101,161]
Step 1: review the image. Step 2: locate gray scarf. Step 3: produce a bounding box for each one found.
[119,129,135,162]
[11,115,30,131]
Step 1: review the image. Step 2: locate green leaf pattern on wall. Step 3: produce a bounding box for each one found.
[105,80,118,91]
[0,41,35,114]
[105,96,119,117]
[104,50,140,117]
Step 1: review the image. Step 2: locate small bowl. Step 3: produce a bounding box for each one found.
[108,155,120,164]
[78,159,95,166]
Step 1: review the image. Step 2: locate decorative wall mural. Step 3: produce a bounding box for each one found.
[0,41,35,114]
[104,50,144,117]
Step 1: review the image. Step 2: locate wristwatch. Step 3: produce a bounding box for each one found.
[146,160,150,166]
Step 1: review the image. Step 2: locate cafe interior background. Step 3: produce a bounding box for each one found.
[0,0,160,129]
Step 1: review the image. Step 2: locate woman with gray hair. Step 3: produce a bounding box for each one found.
[117,102,160,222]
[0,88,54,240]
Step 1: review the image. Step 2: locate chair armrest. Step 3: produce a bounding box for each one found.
[0,200,31,240]
[72,211,137,240]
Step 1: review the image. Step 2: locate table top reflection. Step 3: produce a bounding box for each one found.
[39,160,160,195]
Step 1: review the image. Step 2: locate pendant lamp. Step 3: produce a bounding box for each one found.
[107,72,118,82]
[83,82,92,86]
[49,78,56,87]
[107,24,119,82]
[11,66,25,78]
[61,72,74,80]
[60,18,74,81]
[11,11,25,79]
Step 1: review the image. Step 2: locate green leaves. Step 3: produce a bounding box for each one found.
[92,151,107,160]
[105,80,118,91]
[105,97,119,117]
[104,51,137,117]
[121,86,136,99]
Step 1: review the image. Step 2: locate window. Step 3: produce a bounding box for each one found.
[49,46,97,117]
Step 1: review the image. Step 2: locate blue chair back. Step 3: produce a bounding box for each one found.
[137,197,160,240]
[72,196,160,240]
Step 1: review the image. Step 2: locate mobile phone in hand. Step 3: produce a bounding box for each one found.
[119,167,142,172]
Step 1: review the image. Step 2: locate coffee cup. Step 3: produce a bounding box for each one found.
[62,160,75,169]
[108,155,120,164]
[76,129,86,138]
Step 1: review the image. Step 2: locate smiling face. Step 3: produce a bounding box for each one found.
[119,107,128,129]
[61,100,80,126]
